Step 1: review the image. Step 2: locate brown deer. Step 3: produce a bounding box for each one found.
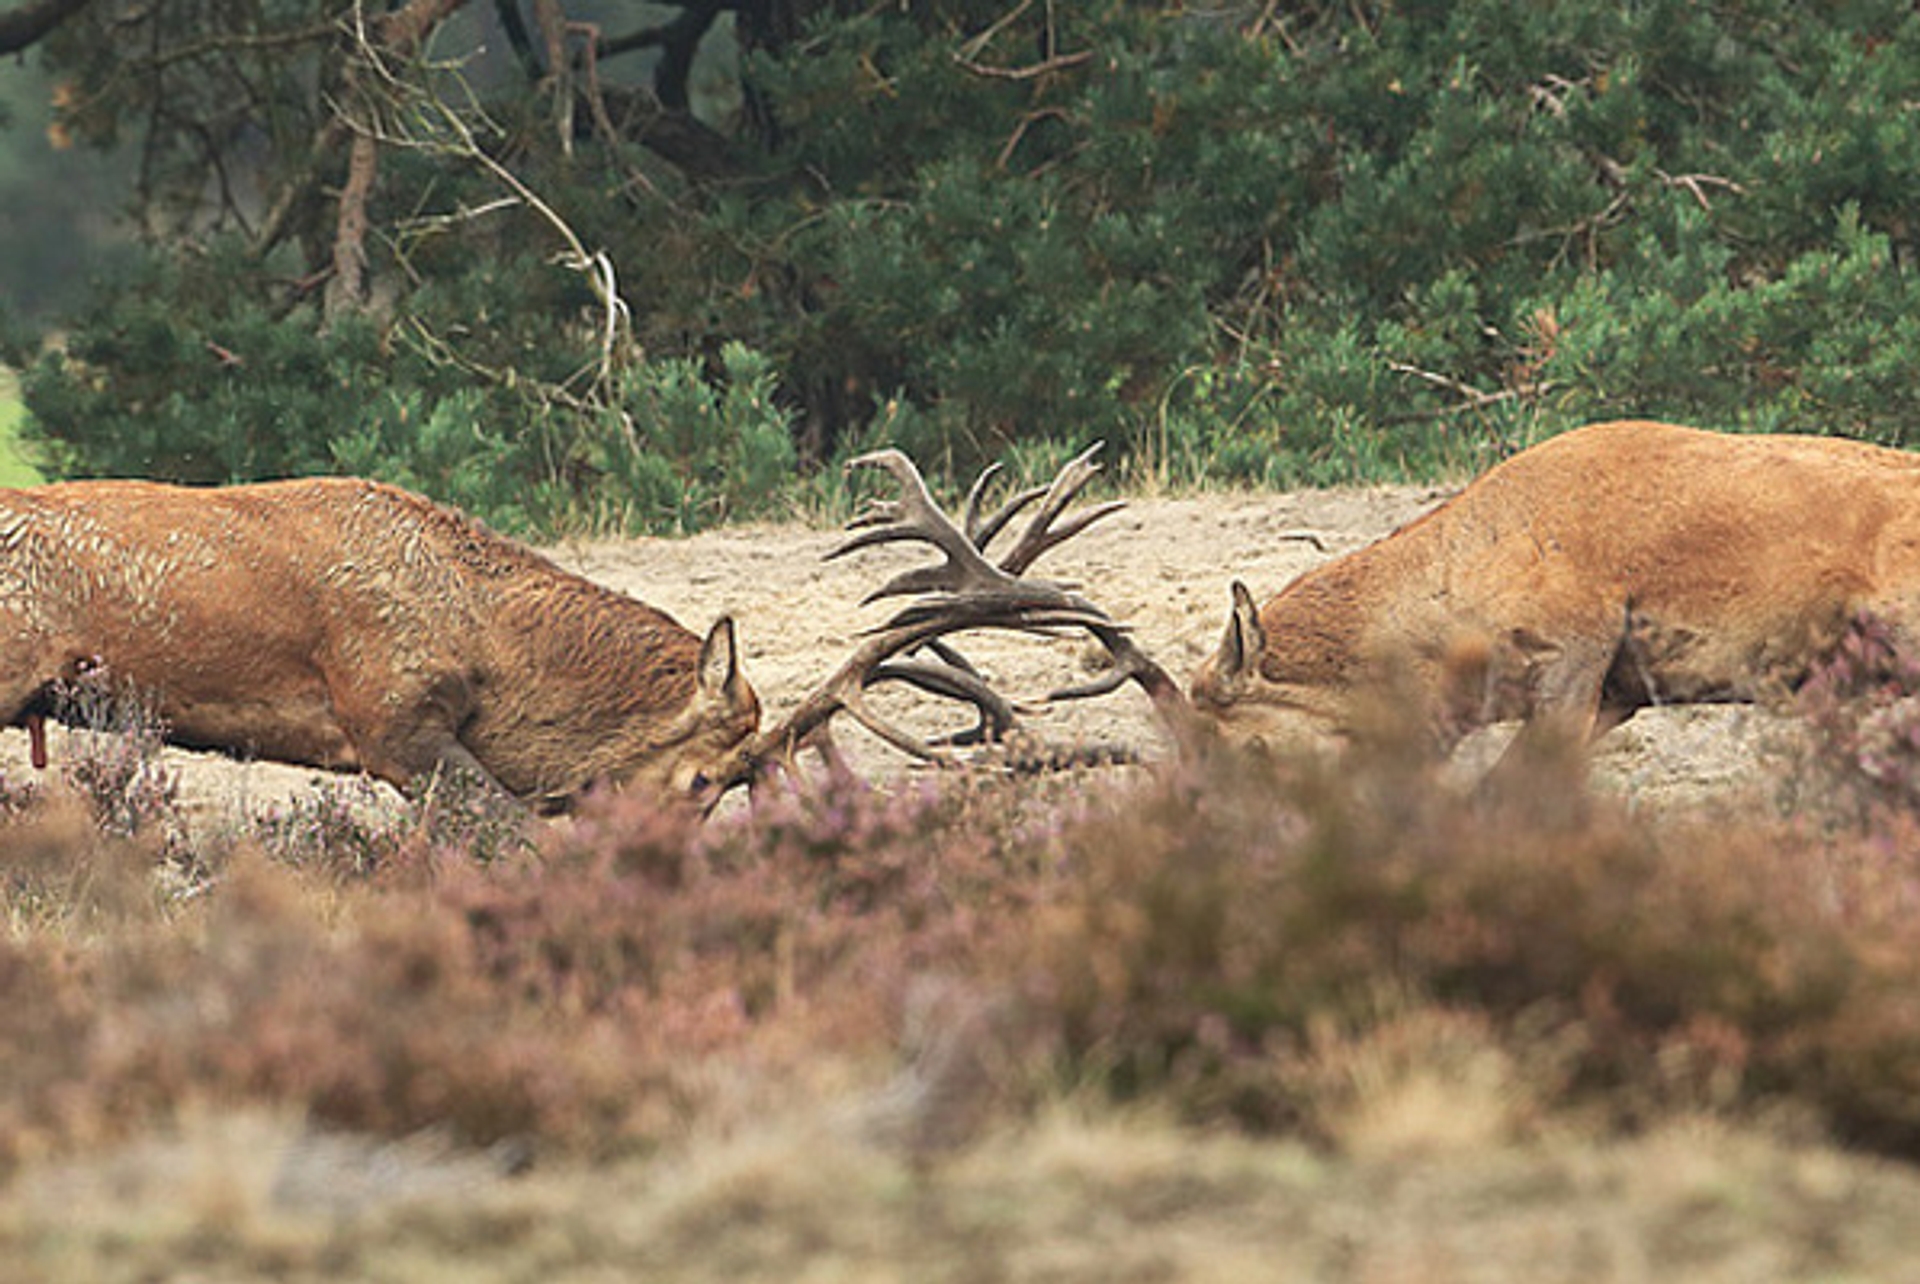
[1189,419,1920,758]
[0,477,761,811]
[0,451,1172,811]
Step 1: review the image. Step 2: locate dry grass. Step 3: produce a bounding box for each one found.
[5,1105,1918,1282]
[7,665,1920,1279]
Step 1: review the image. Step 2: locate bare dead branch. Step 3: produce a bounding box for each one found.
[1384,361,1556,424]
[332,10,634,394]
[954,48,1093,81]
[1657,169,1748,212]
[320,0,473,321]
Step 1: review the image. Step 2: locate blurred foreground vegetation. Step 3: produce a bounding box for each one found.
[6,627,1920,1273]
[7,3,1920,530]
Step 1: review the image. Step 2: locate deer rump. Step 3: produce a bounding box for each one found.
[1193,420,1920,754]
[0,477,760,809]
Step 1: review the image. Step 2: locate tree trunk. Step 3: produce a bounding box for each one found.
[0,0,92,54]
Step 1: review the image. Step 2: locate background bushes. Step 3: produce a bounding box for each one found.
[10,2,1920,528]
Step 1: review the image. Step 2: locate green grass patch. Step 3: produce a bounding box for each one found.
[0,367,45,487]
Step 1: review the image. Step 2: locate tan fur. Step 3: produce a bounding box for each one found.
[1190,420,1920,754]
[0,477,760,808]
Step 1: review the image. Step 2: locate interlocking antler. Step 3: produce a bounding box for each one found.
[740,443,1183,783]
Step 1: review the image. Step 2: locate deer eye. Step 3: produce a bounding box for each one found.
[689,771,711,794]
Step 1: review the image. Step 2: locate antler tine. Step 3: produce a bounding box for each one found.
[1046,622,1186,716]
[831,642,1048,760]
[836,686,951,763]
[869,648,1023,748]
[867,596,1114,635]
[827,449,1015,603]
[745,593,1108,776]
[1009,500,1129,573]
[962,462,1006,539]
[997,442,1126,576]
[969,478,1050,554]
[750,634,1010,770]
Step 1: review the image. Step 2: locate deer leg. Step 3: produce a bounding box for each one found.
[1,693,52,770]
[417,738,529,808]
[359,716,526,805]
[1483,626,1616,780]
[325,668,519,801]
[376,718,490,789]
[0,633,71,771]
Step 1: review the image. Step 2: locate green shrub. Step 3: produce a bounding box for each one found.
[585,343,798,531]
[28,2,1920,515]
[20,248,798,534]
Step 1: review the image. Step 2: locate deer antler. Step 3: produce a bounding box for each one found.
[742,443,1182,782]
[969,444,1187,717]
[987,444,1128,575]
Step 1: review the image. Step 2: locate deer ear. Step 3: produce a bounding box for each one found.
[1215,581,1266,682]
[698,616,743,698]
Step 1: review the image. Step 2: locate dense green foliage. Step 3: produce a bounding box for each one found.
[12,1,1920,528]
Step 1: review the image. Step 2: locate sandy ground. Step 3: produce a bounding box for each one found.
[0,482,1790,823]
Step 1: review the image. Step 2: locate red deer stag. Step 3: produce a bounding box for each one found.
[0,449,1171,810]
[1189,419,1920,759]
[0,477,760,811]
